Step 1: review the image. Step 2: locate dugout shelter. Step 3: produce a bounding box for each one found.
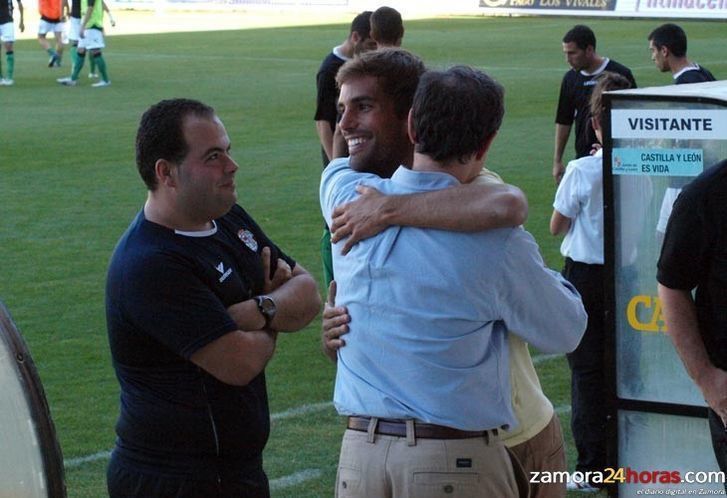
[0,301,66,497]
[603,80,727,496]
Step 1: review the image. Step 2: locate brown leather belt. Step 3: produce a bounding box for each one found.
[347,416,489,439]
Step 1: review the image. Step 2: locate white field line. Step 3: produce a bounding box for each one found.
[64,450,113,468]
[65,401,573,471]
[532,353,564,365]
[63,401,334,469]
[270,401,333,422]
[555,404,572,415]
[269,468,323,491]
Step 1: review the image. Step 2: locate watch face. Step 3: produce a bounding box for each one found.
[260,297,276,316]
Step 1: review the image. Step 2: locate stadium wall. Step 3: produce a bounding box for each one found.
[107,0,727,20]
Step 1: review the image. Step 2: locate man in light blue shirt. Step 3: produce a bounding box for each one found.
[320,62,587,497]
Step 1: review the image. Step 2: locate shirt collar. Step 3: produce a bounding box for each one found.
[332,45,350,61]
[174,220,218,237]
[391,166,461,191]
[673,64,699,80]
[580,57,610,77]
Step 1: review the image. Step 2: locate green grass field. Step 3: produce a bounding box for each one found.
[1,15,724,497]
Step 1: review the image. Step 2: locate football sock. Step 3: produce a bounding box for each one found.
[71,52,86,80]
[6,51,14,79]
[94,53,109,82]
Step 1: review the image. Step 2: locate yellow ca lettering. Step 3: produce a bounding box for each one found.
[626,295,667,333]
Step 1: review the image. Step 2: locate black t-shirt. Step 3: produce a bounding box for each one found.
[70,0,80,19]
[0,0,18,23]
[314,50,346,166]
[314,50,346,129]
[676,65,716,85]
[106,205,294,478]
[555,59,637,159]
[657,160,727,371]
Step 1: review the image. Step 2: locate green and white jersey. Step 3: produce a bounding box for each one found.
[81,0,103,30]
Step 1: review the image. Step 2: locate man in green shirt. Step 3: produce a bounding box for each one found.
[57,0,110,86]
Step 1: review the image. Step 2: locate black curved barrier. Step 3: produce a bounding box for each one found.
[0,300,66,497]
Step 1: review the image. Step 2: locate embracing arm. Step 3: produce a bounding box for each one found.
[331,182,528,254]
[321,280,349,362]
[659,284,727,423]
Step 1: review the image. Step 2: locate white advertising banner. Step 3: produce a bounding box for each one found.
[618,0,727,18]
[475,0,727,18]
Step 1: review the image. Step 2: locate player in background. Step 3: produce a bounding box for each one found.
[37,0,66,67]
[649,24,717,241]
[57,0,111,86]
[550,71,633,493]
[0,0,24,86]
[648,23,716,85]
[88,0,113,78]
[553,25,636,185]
[64,0,81,69]
[370,6,404,48]
[314,11,374,168]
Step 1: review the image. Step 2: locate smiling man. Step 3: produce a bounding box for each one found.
[321,52,587,498]
[105,98,320,497]
[553,25,636,184]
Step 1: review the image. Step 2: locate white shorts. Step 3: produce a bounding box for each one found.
[0,22,15,42]
[38,19,65,36]
[78,28,105,50]
[66,17,81,42]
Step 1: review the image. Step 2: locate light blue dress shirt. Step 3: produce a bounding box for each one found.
[320,158,587,431]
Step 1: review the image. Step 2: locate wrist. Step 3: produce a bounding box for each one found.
[380,195,402,226]
[695,364,719,386]
[254,295,277,330]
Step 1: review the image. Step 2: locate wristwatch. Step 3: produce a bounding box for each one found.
[254,295,277,329]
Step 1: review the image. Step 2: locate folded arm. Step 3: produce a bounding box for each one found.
[196,262,320,386]
[266,264,321,331]
[227,257,321,333]
[191,329,277,386]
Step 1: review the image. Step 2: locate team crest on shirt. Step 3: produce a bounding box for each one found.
[238,229,258,252]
